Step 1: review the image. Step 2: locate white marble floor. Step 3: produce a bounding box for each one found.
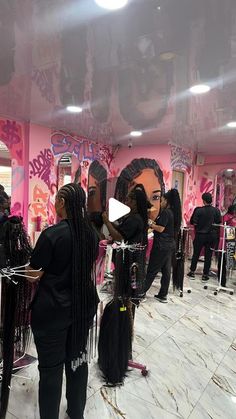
[6,270,236,419]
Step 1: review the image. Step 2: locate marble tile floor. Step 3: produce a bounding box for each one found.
[6,273,236,419]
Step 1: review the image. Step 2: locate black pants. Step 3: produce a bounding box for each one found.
[33,327,88,419]
[190,233,217,276]
[144,242,175,296]
[217,253,227,287]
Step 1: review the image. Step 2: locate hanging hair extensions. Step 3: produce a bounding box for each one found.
[0,216,32,419]
[172,228,187,291]
[56,184,99,368]
[98,186,148,385]
[162,189,182,239]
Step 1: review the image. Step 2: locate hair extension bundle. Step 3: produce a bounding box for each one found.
[0,216,32,419]
[172,229,187,291]
[98,299,132,385]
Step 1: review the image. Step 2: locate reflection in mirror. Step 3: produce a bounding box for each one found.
[74,165,81,185]
[57,154,72,190]
[0,141,11,214]
[216,169,236,213]
[88,160,107,213]
[88,161,107,240]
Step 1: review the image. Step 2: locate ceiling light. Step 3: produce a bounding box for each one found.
[189,84,211,94]
[227,121,236,128]
[66,105,82,113]
[130,131,142,137]
[226,169,234,172]
[94,0,128,10]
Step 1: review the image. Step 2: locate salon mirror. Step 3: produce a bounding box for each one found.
[57,154,72,189]
[215,169,236,213]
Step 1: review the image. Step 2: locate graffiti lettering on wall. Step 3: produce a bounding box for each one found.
[51,132,99,161]
[170,145,192,173]
[31,185,49,220]
[0,120,21,149]
[0,119,23,165]
[29,149,54,188]
[51,132,113,167]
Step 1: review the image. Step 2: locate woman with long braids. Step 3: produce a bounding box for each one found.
[26,184,99,419]
[98,185,148,385]
[144,189,182,302]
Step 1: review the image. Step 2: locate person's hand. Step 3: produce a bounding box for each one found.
[102,211,109,224]
[148,219,154,227]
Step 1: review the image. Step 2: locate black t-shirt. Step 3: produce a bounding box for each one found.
[190,205,221,234]
[30,220,74,331]
[153,208,175,243]
[117,213,144,244]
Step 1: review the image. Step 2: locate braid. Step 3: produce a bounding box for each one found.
[130,185,148,246]
[58,184,98,363]
[163,189,182,235]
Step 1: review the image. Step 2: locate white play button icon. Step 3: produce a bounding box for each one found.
[108,198,130,222]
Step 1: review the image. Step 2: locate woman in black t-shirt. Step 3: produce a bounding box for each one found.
[26,184,98,419]
[144,189,182,302]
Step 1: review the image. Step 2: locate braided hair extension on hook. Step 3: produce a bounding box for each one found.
[0,216,32,419]
[98,186,149,385]
[57,184,98,367]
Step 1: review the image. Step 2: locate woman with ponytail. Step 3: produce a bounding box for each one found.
[144,189,182,302]
[26,184,99,419]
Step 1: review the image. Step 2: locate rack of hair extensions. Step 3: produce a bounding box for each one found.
[203,224,235,296]
[98,240,148,386]
[0,216,35,419]
[172,227,192,297]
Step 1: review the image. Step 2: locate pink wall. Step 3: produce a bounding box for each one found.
[0,117,29,220]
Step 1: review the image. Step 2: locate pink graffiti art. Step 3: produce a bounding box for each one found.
[200,175,214,194]
[0,120,21,149]
[29,149,54,188]
[31,185,49,219]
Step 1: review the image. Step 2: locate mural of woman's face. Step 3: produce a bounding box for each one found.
[130,168,162,216]
[88,174,102,213]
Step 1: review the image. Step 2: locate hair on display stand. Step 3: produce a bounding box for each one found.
[98,240,148,384]
[0,265,41,419]
[203,224,235,296]
[172,227,192,297]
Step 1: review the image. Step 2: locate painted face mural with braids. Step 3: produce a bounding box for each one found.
[115,158,165,218]
[87,160,107,214]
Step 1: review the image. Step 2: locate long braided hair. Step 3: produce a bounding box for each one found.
[163,189,182,238]
[57,184,98,367]
[128,184,149,246]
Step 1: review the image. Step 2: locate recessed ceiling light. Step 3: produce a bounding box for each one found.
[66,105,82,113]
[189,84,211,94]
[130,131,142,137]
[94,0,128,10]
[226,169,234,172]
[227,121,236,128]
